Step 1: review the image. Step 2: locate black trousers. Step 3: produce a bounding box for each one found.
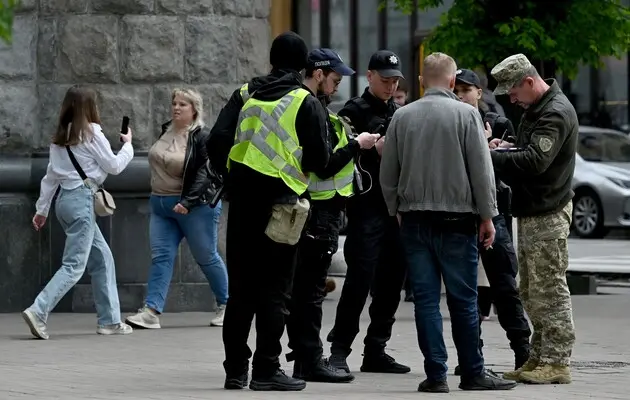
[328,206,407,356]
[286,202,342,365]
[222,198,298,378]
[478,214,531,358]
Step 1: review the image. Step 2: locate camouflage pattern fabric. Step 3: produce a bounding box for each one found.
[491,54,534,96]
[516,201,575,366]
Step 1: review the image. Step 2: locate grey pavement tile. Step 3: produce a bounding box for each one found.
[0,287,628,399]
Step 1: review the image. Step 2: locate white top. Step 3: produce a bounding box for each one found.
[35,123,134,217]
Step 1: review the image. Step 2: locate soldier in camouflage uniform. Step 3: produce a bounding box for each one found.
[488,54,578,385]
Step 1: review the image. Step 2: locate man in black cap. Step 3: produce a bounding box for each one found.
[453,68,532,377]
[285,48,381,384]
[209,31,331,392]
[327,50,410,375]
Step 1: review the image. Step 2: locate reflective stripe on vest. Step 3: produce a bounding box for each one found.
[307,112,355,200]
[240,83,249,103]
[229,88,310,195]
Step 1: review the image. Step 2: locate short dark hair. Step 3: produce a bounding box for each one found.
[305,67,333,78]
[396,79,408,93]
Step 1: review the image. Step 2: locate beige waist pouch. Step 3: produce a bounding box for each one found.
[265,198,311,245]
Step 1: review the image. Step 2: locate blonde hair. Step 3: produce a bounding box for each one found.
[167,88,204,134]
[422,52,457,87]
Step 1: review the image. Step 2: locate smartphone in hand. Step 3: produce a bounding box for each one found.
[119,116,130,142]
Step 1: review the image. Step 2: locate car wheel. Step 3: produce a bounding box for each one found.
[572,191,608,238]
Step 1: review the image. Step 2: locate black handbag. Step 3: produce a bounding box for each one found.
[203,160,226,208]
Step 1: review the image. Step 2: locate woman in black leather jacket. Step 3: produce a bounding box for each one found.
[126,88,229,330]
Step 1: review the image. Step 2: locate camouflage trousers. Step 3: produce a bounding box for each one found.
[517,202,575,366]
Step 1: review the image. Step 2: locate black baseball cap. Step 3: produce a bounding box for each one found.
[307,48,355,76]
[455,69,481,88]
[368,50,404,78]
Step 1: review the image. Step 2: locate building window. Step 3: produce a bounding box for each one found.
[598,55,628,131]
[330,0,351,102]
[357,0,379,94]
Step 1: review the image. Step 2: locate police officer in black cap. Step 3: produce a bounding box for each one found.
[453,68,531,376]
[327,50,410,375]
[285,48,381,384]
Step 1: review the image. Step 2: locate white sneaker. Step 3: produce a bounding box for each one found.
[210,304,226,327]
[22,309,49,340]
[97,322,133,335]
[125,307,161,329]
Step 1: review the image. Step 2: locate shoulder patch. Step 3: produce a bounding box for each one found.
[538,136,554,153]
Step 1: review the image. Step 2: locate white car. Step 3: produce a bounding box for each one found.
[572,126,630,238]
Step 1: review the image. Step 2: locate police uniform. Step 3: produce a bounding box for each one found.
[216,32,331,392]
[327,50,409,375]
[284,49,358,383]
[490,54,578,384]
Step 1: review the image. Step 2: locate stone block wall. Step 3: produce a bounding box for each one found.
[0,0,271,313]
[0,0,271,154]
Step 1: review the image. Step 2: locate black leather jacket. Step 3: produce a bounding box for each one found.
[160,121,211,210]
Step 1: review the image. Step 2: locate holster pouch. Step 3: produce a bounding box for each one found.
[265,198,311,245]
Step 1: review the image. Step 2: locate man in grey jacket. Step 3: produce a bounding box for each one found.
[379,52,517,393]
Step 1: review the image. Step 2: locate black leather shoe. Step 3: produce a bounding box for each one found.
[224,372,248,390]
[293,358,355,383]
[459,370,517,391]
[418,378,449,393]
[249,370,307,391]
[329,352,350,373]
[360,353,411,374]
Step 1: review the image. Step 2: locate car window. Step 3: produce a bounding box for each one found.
[578,132,630,162]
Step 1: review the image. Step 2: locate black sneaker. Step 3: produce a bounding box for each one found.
[293,358,355,383]
[455,365,499,377]
[360,353,411,374]
[224,372,248,390]
[329,353,350,373]
[418,378,449,393]
[459,369,517,391]
[249,370,307,391]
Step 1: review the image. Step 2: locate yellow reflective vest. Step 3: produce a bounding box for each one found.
[228,88,311,195]
[307,111,355,200]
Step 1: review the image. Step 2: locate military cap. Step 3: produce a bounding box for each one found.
[490,54,534,95]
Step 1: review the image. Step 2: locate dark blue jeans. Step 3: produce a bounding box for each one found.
[400,212,484,382]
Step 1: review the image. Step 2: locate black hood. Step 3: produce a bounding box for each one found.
[269,31,309,72]
[251,70,313,102]
[247,68,296,92]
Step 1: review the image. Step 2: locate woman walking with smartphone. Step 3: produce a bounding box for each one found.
[23,85,135,340]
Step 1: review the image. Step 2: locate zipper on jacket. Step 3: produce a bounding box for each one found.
[179,129,194,201]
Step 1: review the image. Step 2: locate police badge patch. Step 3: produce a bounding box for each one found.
[538,136,554,153]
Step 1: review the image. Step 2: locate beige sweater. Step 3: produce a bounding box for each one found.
[148,130,189,195]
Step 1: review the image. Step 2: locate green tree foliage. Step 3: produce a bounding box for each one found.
[0,0,20,44]
[390,0,630,78]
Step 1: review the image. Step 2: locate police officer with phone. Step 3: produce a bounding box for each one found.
[327,50,409,375]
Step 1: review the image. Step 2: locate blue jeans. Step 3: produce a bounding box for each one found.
[145,195,228,313]
[400,212,484,382]
[30,185,122,326]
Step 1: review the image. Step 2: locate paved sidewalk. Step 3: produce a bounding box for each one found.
[0,284,628,399]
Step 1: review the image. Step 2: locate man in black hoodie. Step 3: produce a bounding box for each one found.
[209,32,330,392]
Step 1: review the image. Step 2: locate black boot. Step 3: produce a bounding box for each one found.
[224,372,248,390]
[329,351,351,373]
[418,378,449,393]
[223,360,249,390]
[293,358,355,383]
[249,370,306,391]
[360,352,410,374]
